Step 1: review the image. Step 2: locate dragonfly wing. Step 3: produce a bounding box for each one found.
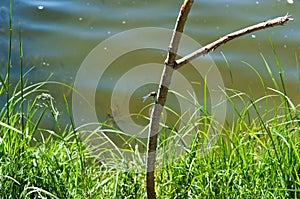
[142,95,148,102]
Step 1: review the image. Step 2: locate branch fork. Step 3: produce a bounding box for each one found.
[145,1,292,198]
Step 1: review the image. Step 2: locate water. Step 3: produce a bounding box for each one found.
[1,0,299,130]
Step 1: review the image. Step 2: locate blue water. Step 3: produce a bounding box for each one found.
[0,0,299,129]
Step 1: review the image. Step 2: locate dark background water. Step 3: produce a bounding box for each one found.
[0,0,299,129]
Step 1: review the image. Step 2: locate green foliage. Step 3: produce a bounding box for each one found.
[157,100,300,198]
[2,46,299,198]
[155,51,300,198]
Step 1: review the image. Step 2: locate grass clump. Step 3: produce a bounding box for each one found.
[155,51,300,198]
[157,97,300,198]
[0,2,140,198]
[1,50,299,199]
[0,66,145,198]
[1,50,299,198]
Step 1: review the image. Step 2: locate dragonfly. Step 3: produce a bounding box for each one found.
[142,91,157,102]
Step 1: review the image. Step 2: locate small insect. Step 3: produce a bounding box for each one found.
[142,91,157,102]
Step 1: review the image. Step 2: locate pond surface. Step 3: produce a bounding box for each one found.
[1,0,300,131]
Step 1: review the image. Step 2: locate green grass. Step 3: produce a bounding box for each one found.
[1,3,300,198]
[1,51,300,199]
[155,53,300,198]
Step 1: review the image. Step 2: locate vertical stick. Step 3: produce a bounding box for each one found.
[146,1,194,198]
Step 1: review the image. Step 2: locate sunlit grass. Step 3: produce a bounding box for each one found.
[155,52,300,198]
[2,46,299,198]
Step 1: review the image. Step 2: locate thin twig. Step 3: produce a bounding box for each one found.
[146,0,194,198]
[175,14,293,69]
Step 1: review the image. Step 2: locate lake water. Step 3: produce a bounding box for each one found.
[1,0,299,131]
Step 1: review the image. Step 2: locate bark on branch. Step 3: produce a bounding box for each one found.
[146,1,194,198]
[146,2,292,198]
[175,14,293,69]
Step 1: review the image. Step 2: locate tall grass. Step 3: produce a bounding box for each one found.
[0,2,93,198]
[155,52,300,198]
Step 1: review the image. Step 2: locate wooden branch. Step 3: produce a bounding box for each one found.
[145,3,293,198]
[146,0,194,198]
[175,14,293,69]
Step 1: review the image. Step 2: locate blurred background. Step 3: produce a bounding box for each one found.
[0,0,299,129]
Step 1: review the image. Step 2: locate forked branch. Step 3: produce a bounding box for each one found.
[146,1,293,198]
